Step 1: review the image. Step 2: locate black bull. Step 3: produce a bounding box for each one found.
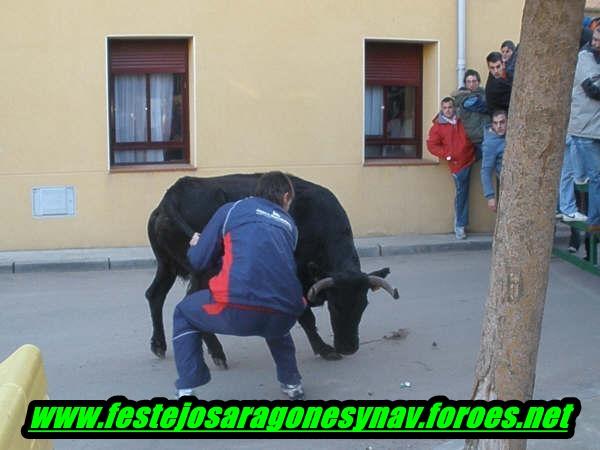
[145,174,399,366]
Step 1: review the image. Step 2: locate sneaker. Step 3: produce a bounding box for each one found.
[562,211,588,222]
[568,246,578,254]
[455,227,467,240]
[574,177,589,185]
[177,388,197,399]
[555,211,563,220]
[280,383,305,400]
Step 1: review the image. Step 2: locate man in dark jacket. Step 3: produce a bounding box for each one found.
[485,51,512,114]
[427,97,476,240]
[172,171,307,399]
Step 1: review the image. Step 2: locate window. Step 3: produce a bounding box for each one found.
[364,42,422,159]
[108,39,189,166]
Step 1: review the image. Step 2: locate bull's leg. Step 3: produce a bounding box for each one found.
[145,263,176,358]
[298,308,342,361]
[200,333,228,369]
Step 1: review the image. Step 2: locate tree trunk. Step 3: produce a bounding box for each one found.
[465,1,584,450]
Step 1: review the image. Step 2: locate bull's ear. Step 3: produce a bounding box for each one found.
[368,267,390,279]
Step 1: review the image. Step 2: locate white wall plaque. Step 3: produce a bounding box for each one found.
[32,186,76,217]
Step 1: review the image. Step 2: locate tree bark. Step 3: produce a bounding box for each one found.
[465,1,584,450]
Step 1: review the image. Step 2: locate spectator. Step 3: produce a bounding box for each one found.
[567,27,600,233]
[500,40,516,64]
[581,23,593,49]
[427,97,476,240]
[556,31,593,224]
[501,40,518,80]
[452,69,490,160]
[481,110,508,212]
[485,51,513,114]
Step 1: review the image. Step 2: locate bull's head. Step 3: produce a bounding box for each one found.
[306,267,399,355]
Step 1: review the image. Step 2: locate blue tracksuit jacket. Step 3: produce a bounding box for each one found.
[186,196,305,317]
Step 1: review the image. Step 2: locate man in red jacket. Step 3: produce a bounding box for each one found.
[427,97,476,239]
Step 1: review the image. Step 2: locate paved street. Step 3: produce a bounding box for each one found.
[1,250,599,450]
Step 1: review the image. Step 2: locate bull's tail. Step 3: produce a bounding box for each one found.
[163,195,196,239]
[147,207,192,279]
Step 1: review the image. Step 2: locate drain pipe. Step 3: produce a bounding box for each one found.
[457,0,466,88]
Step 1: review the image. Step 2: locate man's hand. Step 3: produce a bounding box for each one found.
[189,232,200,246]
[581,75,600,101]
[487,198,497,212]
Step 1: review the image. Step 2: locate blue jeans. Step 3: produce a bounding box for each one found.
[571,136,600,225]
[173,290,301,389]
[558,135,586,215]
[452,165,472,228]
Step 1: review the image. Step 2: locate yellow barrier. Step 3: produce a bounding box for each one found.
[0,345,52,450]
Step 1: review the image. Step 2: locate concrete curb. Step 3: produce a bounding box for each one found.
[14,261,110,273]
[0,231,573,274]
[355,240,492,258]
[380,239,492,256]
[356,245,381,258]
[1,240,491,274]
[108,259,158,271]
[0,259,157,274]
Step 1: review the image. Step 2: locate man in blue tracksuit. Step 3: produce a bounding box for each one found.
[172,172,307,399]
[480,110,508,212]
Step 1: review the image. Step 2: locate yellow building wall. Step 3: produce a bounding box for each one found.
[0,0,524,250]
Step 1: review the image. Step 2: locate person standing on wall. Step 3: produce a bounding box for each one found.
[427,97,476,240]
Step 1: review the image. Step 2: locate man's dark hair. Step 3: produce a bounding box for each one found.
[255,171,294,206]
[441,96,455,106]
[492,110,508,119]
[501,40,516,51]
[486,51,503,64]
[463,69,481,84]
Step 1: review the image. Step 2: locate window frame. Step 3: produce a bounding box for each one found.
[364,42,423,160]
[107,38,191,168]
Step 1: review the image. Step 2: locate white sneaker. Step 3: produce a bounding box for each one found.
[280,383,304,400]
[455,227,467,240]
[574,177,589,185]
[177,388,197,399]
[562,211,588,222]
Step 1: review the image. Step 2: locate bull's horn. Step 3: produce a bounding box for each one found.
[307,277,335,304]
[368,276,399,299]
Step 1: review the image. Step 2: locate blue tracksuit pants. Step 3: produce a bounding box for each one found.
[173,289,301,390]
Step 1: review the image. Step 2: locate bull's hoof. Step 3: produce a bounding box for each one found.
[211,355,229,370]
[151,340,167,359]
[318,345,343,361]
